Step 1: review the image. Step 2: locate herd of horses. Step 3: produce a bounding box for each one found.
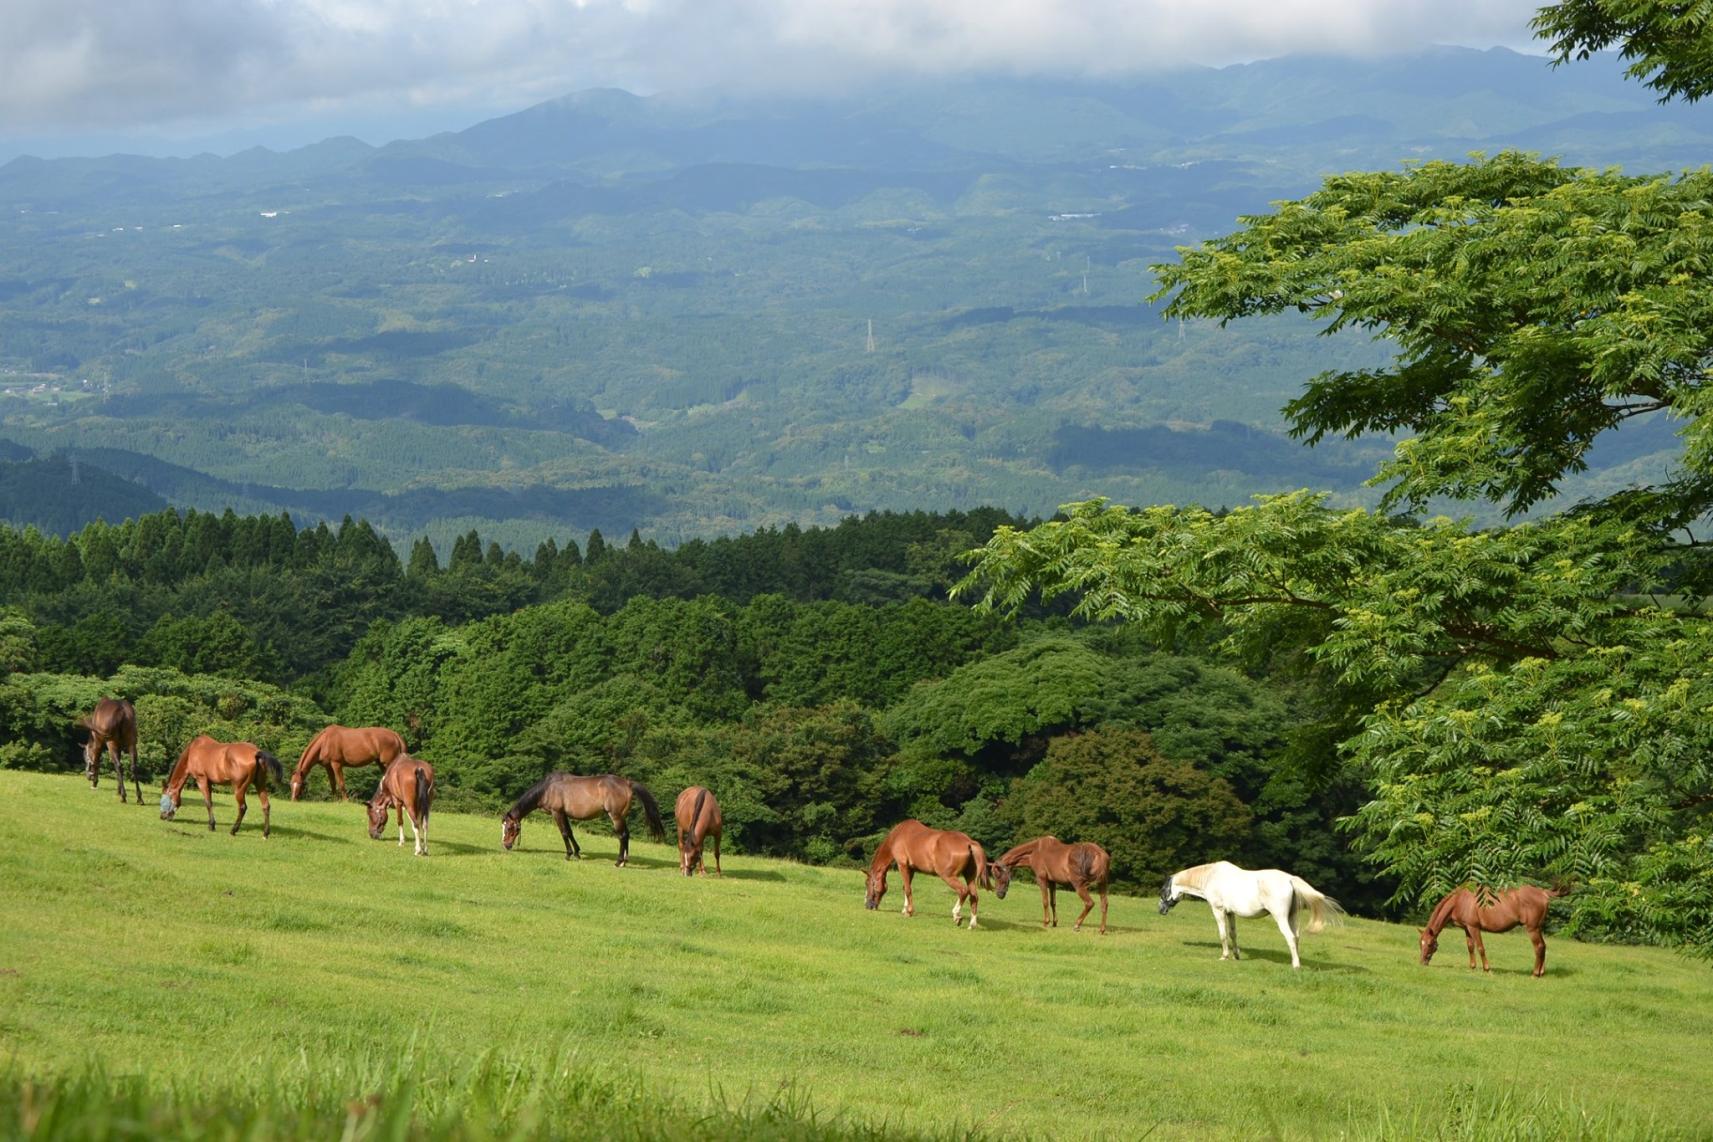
[78,700,1570,974]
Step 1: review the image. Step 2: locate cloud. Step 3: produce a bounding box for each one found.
[1,0,1544,132]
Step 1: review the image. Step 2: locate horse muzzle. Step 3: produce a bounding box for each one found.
[159,794,176,819]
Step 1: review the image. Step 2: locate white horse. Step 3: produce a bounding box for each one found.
[1159,861,1344,969]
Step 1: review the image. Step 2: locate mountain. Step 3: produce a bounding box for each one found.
[0,49,1698,546]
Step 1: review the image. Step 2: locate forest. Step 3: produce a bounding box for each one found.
[0,503,1390,913]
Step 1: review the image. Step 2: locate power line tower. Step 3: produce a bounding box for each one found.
[866,319,876,353]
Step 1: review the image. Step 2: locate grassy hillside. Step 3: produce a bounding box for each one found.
[1,770,1708,1139]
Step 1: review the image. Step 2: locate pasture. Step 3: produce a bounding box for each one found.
[1,771,1709,1140]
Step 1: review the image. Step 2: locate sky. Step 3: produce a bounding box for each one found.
[2,0,1547,158]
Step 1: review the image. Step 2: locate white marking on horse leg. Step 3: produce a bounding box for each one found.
[952,899,962,925]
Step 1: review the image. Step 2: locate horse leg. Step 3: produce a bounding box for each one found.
[108,742,126,802]
[939,873,971,927]
[231,780,248,836]
[199,776,216,831]
[1273,906,1302,970]
[1530,926,1546,977]
[411,807,426,857]
[1098,884,1109,936]
[899,865,915,916]
[258,784,270,839]
[552,811,578,860]
[396,803,406,846]
[1038,880,1052,928]
[1072,882,1096,932]
[614,817,630,867]
[1472,928,1491,972]
[1229,912,1241,960]
[128,742,142,804]
[712,834,722,876]
[1049,883,1060,928]
[1213,908,1233,960]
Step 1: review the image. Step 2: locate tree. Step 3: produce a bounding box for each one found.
[958,9,1713,955]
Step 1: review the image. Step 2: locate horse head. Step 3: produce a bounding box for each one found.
[366,794,392,840]
[988,861,1013,899]
[864,867,887,910]
[159,787,179,820]
[500,812,522,851]
[1158,874,1182,915]
[1418,928,1439,965]
[289,771,305,801]
[679,834,700,877]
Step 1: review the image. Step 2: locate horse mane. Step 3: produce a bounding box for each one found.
[1423,889,1464,935]
[1171,862,1224,892]
[505,773,556,819]
[998,837,1050,867]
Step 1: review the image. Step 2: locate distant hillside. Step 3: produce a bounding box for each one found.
[0,454,167,534]
[0,48,1693,544]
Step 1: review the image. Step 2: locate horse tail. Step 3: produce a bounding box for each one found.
[1547,880,1574,899]
[1289,875,1346,935]
[630,781,667,842]
[256,749,284,788]
[971,843,989,890]
[688,787,708,846]
[414,765,431,823]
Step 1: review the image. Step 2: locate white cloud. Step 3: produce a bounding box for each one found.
[0,0,1544,131]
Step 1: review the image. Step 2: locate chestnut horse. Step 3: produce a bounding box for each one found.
[500,773,666,866]
[991,836,1111,934]
[80,698,140,804]
[161,736,283,838]
[1419,884,1569,977]
[864,820,990,928]
[366,756,434,856]
[290,724,406,801]
[674,786,723,876]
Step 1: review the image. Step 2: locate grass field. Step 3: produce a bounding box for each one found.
[1,770,1710,1140]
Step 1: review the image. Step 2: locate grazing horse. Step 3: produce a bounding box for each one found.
[1160,861,1344,970]
[290,724,406,801]
[864,820,990,928]
[500,773,666,866]
[1419,884,1569,977]
[991,836,1111,934]
[674,786,723,877]
[366,756,434,857]
[80,698,140,804]
[160,736,283,838]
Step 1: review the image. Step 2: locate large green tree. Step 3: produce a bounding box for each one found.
[958,7,1713,955]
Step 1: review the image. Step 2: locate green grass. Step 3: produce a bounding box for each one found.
[1,771,1709,1140]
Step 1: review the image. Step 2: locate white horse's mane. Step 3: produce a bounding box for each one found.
[1171,861,1231,892]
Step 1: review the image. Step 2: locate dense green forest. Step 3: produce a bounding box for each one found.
[0,504,1388,913]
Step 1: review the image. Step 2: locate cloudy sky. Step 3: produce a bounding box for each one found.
[3,0,1545,155]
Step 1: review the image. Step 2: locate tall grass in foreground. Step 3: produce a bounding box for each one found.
[0,1050,955,1142]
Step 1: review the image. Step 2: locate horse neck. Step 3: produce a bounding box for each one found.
[1171,863,1221,899]
[869,839,894,877]
[1423,892,1463,937]
[164,745,196,796]
[1001,838,1042,868]
[506,777,552,820]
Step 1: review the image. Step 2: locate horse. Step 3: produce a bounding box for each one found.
[290,724,406,801]
[160,736,283,838]
[80,698,140,804]
[991,836,1111,934]
[500,773,666,866]
[1419,884,1569,977]
[674,786,723,877]
[864,820,990,928]
[1159,860,1344,970]
[366,755,434,857]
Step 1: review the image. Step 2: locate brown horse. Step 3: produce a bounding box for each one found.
[1419,884,1569,977]
[161,736,283,838]
[991,836,1111,934]
[80,698,140,804]
[291,724,406,801]
[500,773,666,866]
[674,786,723,877]
[366,756,434,856]
[865,819,990,928]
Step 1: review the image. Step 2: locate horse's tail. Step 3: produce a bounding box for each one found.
[1074,844,1108,886]
[414,765,431,823]
[971,843,989,890]
[687,787,708,846]
[630,781,667,842]
[1289,875,1346,935]
[1547,879,1574,899]
[256,749,284,788]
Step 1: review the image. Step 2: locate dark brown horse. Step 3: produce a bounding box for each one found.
[80,698,140,804]
[674,786,723,877]
[865,820,990,928]
[1419,884,1569,977]
[291,724,406,801]
[367,755,434,856]
[991,836,1111,934]
[500,773,666,866]
[161,736,283,838]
